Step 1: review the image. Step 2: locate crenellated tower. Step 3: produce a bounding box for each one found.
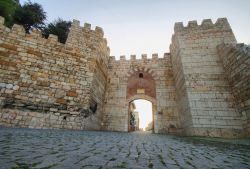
[66,20,110,65]
[66,20,111,127]
[170,18,247,137]
[0,15,248,137]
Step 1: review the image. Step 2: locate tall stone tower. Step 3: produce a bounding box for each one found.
[0,16,249,138]
[170,18,248,137]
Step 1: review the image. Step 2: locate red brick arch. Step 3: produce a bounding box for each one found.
[126,70,156,100]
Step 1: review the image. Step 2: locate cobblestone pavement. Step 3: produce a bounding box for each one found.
[0,128,249,169]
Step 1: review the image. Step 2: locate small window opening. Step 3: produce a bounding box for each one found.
[139,73,143,78]
[63,116,67,120]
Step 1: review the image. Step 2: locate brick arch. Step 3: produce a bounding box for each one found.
[126,69,156,100]
[125,66,157,80]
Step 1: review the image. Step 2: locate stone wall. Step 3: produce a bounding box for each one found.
[170,33,191,134]
[170,18,247,137]
[0,15,248,138]
[66,19,110,129]
[217,44,250,134]
[0,16,109,130]
[102,54,179,133]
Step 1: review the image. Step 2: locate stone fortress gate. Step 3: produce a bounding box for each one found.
[0,16,249,138]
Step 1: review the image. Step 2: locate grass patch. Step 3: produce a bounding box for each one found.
[115,162,127,168]
[185,159,196,168]
[148,162,153,169]
[58,147,63,151]
[56,154,65,158]
[157,154,166,166]
[93,151,102,155]
[74,156,90,164]
[31,161,42,167]
[50,151,58,155]
[109,157,116,161]
[11,163,30,169]
[39,163,58,169]
[33,155,43,159]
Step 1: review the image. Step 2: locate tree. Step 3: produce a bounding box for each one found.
[42,18,71,43]
[13,1,46,32]
[0,0,19,27]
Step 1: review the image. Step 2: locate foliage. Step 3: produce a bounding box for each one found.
[13,1,46,32]
[42,18,71,43]
[0,0,71,43]
[0,0,19,27]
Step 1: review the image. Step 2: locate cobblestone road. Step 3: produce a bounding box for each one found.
[0,128,249,169]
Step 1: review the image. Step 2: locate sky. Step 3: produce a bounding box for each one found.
[20,0,250,58]
[133,99,152,130]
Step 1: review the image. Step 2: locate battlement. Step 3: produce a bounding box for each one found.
[0,16,108,47]
[174,18,231,33]
[109,53,170,62]
[70,19,105,38]
[66,19,110,59]
[217,43,250,56]
[0,15,110,66]
[0,16,61,45]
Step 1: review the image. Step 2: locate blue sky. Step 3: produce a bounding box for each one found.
[21,0,250,58]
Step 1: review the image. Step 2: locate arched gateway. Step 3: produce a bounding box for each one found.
[102,56,181,134]
[0,17,248,138]
[126,70,157,132]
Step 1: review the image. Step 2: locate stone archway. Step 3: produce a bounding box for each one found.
[126,69,157,132]
[127,95,157,132]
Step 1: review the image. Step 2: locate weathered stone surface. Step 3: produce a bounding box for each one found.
[55,90,66,98]
[0,16,249,138]
[67,90,78,97]
[56,98,67,104]
[170,18,249,137]
[0,128,249,169]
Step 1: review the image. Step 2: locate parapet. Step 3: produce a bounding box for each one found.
[83,23,91,31]
[141,54,147,60]
[48,34,58,43]
[152,53,158,59]
[95,26,104,37]
[0,16,61,45]
[0,16,110,64]
[217,43,250,56]
[130,55,136,60]
[69,19,105,38]
[120,55,126,60]
[65,19,110,58]
[66,19,105,37]
[109,53,170,62]
[11,24,25,36]
[72,19,80,27]
[174,18,232,33]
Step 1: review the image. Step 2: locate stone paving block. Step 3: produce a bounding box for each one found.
[0,128,249,169]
